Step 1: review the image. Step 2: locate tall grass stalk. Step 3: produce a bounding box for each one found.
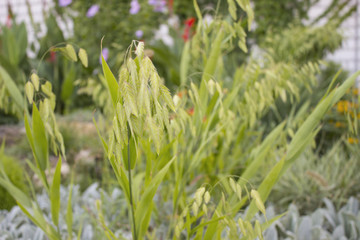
[127,127,137,240]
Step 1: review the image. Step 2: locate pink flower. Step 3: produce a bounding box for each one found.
[130,0,140,15]
[86,5,100,18]
[148,0,167,12]
[59,0,72,7]
[100,48,109,64]
[135,30,143,39]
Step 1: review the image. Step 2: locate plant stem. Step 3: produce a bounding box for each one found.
[128,129,137,240]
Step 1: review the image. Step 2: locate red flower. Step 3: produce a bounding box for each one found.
[168,0,173,14]
[185,17,196,27]
[47,51,56,63]
[182,17,196,42]
[187,107,194,116]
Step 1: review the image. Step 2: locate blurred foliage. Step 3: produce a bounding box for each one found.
[253,0,357,43]
[0,154,28,210]
[60,0,166,70]
[0,18,30,120]
[270,140,360,214]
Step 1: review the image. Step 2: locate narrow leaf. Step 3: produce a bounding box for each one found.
[101,41,119,108]
[32,103,49,171]
[50,156,62,226]
[0,66,24,110]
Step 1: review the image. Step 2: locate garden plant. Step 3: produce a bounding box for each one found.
[0,0,359,239]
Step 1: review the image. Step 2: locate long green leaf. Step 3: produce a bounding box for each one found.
[24,114,49,191]
[32,103,49,171]
[193,0,203,21]
[66,175,74,240]
[0,65,24,110]
[122,135,137,170]
[285,70,360,169]
[245,157,285,221]
[50,156,62,226]
[199,27,224,104]
[135,157,176,238]
[101,48,119,108]
[241,122,285,180]
[31,202,60,240]
[0,178,31,208]
[201,28,224,84]
[180,41,190,85]
[93,117,131,202]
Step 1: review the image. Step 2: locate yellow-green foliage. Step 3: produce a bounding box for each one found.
[263,22,342,64]
[0,155,28,210]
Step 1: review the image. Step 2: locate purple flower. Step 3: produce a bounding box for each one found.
[148,0,167,12]
[135,30,143,39]
[100,48,109,64]
[86,5,100,18]
[59,0,72,7]
[130,0,140,15]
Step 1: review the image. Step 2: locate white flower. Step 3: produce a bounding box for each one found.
[203,14,213,27]
[168,15,180,29]
[173,94,180,107]
[154,24,174,47]
[61,162,70,175]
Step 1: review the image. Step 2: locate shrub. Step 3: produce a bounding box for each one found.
[270,140,360,213]
[0,154,28,210]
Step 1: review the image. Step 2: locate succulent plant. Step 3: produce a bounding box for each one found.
[0,184,130,240]
[264,197,360,240]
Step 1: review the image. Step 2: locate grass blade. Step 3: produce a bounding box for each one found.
[0,65,24,110]
[50,156,62,226]
[32,103,49,171]
[101,40,119,108]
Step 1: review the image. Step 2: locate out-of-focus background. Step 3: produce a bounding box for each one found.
[1,0,359,74]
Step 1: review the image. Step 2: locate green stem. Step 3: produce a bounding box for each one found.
[127,129,137,240]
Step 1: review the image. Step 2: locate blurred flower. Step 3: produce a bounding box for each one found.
[334,121,344,128]
[148,0,167,12]
[86,4,100,18]
[59,0,72,7]
[204,14,213,26]
[348,137,359,144]
[182,17,196,42]
[336,100,351,113]
[100,48,109,64]
[187,107,194,116]
[130,0,140,15]
[185,17,196,27]
[47,51,56,63]
[61,162,70,176]
[353,88,359,95]
[177,90,187,98]
[168,15,179,29]
[168,0,174,13]
[173,95,180,107]
[154,24,174,47]
[135,30,144,39]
